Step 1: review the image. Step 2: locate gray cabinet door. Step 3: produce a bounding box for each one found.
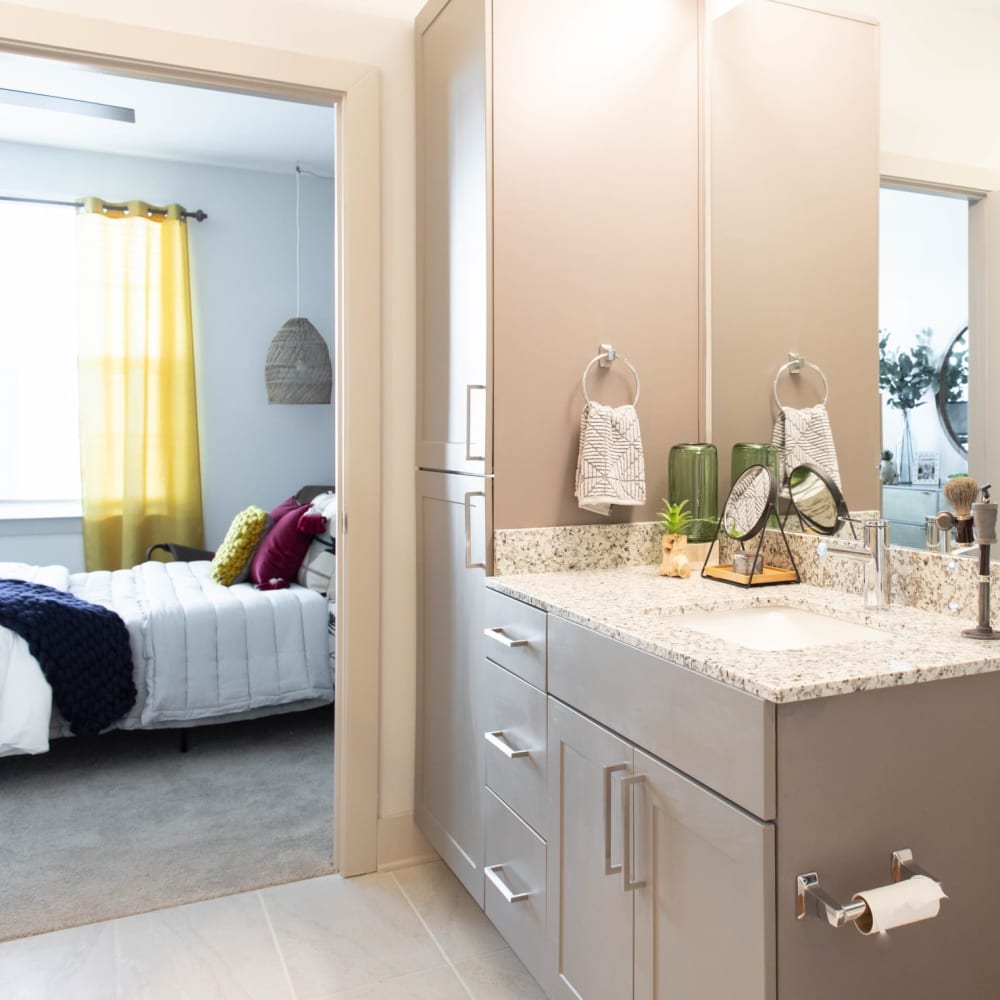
[415,470,490,904]
[633,749,776,1000]
[415,0,489,475]
[546,697,634,1000]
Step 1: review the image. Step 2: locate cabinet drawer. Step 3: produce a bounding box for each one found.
[548,616,775,819]
[483,589,547,691]
[484,789,547,991]
[481,658,547,837]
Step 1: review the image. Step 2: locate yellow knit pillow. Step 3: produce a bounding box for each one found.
[210,506,270,585]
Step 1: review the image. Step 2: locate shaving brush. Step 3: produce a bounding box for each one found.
[944,475,979,544]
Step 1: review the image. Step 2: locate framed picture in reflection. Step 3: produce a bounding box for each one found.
[916,451,939,485]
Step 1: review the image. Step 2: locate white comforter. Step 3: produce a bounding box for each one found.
[0,560,333,752]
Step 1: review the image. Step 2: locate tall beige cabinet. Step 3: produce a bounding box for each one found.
[415,0,704,913]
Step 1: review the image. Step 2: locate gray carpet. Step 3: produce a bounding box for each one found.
[0,707,335,941]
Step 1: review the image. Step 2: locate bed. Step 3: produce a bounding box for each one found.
[0,491,338,757]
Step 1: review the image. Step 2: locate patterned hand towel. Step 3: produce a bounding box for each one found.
[771,403,841,488]
[575,401,647,516]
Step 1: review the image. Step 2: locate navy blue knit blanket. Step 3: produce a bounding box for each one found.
[0,579,137,737]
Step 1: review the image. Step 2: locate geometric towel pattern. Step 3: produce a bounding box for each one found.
[575,401,647,516]
[771,403,841,491]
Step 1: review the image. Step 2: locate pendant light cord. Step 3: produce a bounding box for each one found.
[295,164,301,317]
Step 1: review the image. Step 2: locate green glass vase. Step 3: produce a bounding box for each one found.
[668,443,718,543]
[730,443,779,490]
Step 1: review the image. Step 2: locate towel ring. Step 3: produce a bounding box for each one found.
[773,357,829,410]
[582,353,641,407]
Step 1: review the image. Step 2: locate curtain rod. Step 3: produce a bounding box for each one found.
[0,193,207,222]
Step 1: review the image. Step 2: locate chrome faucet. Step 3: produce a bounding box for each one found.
[823,518,891,611]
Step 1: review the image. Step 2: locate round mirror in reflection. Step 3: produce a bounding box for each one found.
[935,325,968,454]
[787,463,849,535]
[721,465,775,541]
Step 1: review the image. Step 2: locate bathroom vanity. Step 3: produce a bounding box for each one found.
[480,568,1000,1000]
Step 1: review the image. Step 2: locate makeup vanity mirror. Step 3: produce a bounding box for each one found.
[785,463,856,538]
[702,465,800,587]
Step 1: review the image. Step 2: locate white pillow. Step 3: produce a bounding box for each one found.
[296,491,337,596]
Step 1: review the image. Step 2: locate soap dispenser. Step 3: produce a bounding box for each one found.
[963,484,1000,641]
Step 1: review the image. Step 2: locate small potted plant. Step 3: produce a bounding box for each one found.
[880,449,897,485]
[658,499,692,579]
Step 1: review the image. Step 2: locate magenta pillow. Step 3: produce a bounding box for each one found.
[250,503,326,590]
[269,496,301,523]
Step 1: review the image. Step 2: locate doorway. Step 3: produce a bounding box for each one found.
[878,183,973,549]
[0,5,381,931]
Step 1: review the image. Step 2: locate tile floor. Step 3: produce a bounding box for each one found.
[0,861,547,1000]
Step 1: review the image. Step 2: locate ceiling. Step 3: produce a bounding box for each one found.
[0,51,336,175]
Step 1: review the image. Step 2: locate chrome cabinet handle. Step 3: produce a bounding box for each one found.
[621,774,645,892]
[603,763,628,876]
[464,490,486,570]
[483,626,529,648]
[466,383,486,462]
[485,864,530,903]
[484,730,531,759]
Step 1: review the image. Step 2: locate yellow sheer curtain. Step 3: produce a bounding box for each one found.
[76,199,204,571]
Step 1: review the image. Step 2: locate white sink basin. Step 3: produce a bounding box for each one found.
[679,605,884,651]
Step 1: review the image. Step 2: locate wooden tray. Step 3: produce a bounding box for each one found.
[703,563,799,586]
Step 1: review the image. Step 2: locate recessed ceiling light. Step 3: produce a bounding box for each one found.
[0,87,135,123]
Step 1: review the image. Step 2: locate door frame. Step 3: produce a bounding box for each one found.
[879,158,994,500]
[0,4,382,877]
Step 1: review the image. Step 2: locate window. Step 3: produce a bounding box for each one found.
[0,201,82,506]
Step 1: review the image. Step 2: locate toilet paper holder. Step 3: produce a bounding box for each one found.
[796,849,936,927]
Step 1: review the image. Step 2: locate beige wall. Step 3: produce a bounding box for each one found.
[834,0,1000,175]
[710,0,881,512]
[6,0,420,821]
[491,0,703,530]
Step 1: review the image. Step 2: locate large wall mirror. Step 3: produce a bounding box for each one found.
[853,0,999,555]
[713,0,999,555]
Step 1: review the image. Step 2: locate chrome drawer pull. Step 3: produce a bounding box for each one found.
[621,774,646,892]
[603,763,627,876]
[485,730,531,759]
[483,626,529,648]
[465,383,486,462]
[464,491,486,570]
[485,864,530,903]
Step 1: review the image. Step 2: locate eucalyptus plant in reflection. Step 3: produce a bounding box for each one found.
[878,329,936,484]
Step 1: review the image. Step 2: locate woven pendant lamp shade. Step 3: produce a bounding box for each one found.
[265,317,332,404]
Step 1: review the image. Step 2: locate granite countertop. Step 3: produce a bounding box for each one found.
[487,565,999,703]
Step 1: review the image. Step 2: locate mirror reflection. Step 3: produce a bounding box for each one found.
[721,465,774,541]
[936,326,968,454]
[787,463,850,536]
[878,182,972,551]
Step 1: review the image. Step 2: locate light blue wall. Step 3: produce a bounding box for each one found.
[0,136,336,564]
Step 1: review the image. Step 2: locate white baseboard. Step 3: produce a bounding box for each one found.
[376,811,438,871]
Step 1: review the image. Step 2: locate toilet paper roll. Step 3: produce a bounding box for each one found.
[852,875,947,935]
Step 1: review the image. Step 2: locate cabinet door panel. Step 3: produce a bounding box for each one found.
[415,471,490,903]
[416,0,489,474]
[547,697,633,1000]
[482,658,547,837]
[484,789,547,990]
[633,749,776,1000]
